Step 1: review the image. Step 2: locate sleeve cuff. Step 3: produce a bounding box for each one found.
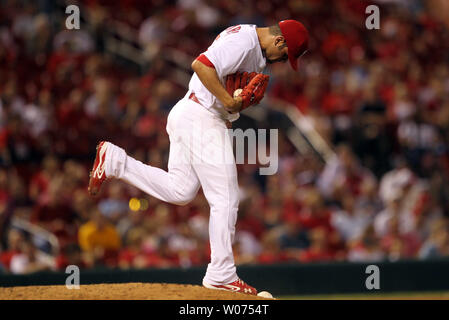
[196,54,215,69]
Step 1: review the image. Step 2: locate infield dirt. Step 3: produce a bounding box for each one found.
[0,282,274,300]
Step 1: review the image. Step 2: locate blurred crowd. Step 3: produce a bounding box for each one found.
[1,0,449,274]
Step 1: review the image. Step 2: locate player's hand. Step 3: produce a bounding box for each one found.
[239,73,270,110]
[224,95,243,113]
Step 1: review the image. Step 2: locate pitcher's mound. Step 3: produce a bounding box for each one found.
[0,283,274,300]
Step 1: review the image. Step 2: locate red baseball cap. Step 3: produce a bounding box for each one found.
[278,20,309,71]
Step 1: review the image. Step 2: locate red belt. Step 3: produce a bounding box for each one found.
[189,92,202,106]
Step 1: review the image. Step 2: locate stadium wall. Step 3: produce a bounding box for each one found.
[1,259,449,296]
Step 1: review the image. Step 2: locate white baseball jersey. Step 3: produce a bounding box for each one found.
[186,24,267,121]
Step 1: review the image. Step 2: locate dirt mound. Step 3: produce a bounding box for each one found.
[0,283,274,300]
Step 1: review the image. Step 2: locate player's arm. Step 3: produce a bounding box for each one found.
[191,58,242,113]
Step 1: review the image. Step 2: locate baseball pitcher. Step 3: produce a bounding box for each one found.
[88,20,308,295]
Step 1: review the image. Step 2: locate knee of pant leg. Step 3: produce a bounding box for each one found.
[228,196,239,213]
[209,201,239,217]
[172,198,192,206]
[209,204,238,236]
[171,188,196,206]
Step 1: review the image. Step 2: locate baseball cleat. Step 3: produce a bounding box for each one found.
[202,278,257,295]
[88,141,108,196]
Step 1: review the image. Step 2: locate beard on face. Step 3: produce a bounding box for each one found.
[267,55,287,64]
[266,45,287,64]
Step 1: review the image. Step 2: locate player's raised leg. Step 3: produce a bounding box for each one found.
[88,101,201,205]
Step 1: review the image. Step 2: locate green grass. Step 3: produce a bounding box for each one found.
[279,291,449,300]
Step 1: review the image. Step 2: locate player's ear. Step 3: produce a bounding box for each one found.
[275,36,285,47]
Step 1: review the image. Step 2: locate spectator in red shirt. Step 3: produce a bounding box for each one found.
[31,176,78,247]
[348,225,385,262]
[298,227,336,263]
[297,187,333,232]
[29,155,60,202]
[257,231,288,265]
[380,214,422,260]
[55,243,88,270]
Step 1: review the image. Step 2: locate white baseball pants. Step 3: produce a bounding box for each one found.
[103,97,239,285]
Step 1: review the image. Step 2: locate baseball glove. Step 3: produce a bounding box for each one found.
[239,73,269,110]
[225,72,269,110]
[225,71,257,96]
